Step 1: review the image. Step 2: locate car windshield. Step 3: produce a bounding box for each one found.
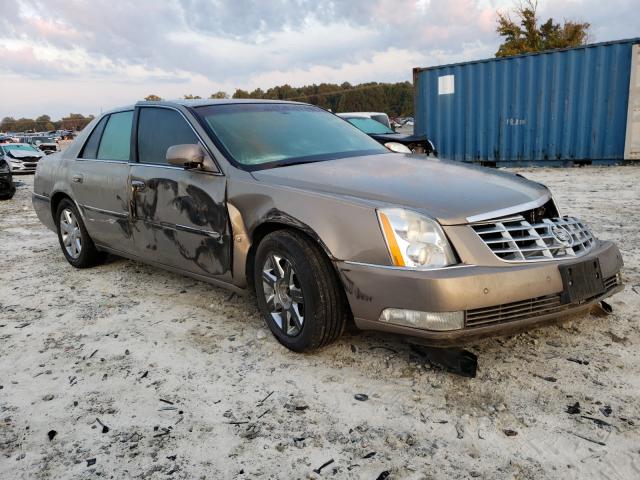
[4,144,39,152]
[195,103,388,169]
[345,117,395,134]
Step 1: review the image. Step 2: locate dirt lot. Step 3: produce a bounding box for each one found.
[1,167,639,479]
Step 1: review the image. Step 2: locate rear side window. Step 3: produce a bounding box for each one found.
[80,115,108,159]
[97,111,133,161]
[137,107,198,165]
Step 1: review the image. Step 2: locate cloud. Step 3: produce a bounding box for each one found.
[0,0,638,117]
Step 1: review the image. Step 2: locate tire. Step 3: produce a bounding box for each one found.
[254,230,347,352]
[55,198,105,268]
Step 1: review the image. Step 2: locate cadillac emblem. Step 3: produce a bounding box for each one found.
[551,226,573,247]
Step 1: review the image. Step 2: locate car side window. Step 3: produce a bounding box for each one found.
[137,107,199,165]
[80,115,109,159]
[97,111,133,161]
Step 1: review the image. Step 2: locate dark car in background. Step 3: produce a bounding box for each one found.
[338,113,437,156]
[25,136,59,154]
[0,143,45,173]
[0,158,15,199]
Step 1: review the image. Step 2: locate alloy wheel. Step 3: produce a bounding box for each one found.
[60,208,82,259]
[261,253,305,336]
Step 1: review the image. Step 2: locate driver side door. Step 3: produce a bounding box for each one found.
[129,106,231,280]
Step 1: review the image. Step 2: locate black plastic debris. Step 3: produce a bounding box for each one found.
[376,472,390,480]
[313,459,334,474]
[140,371,148,379]
[159,399,174,405]
[354,394,369,402]
[257,391,273,405]
[86,458,96,466]
[566,402,581,415]
[600,405,612,417]
[567,358,589,365]
[503,429,518,436]
[599,300,613,314]
[581,415,612,428]
[47,430,57,441]
[362,452,376,459]
[408,344,477,378]
[96,418,109,434]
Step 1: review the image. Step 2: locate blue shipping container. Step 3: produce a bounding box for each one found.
[414,38,640,165]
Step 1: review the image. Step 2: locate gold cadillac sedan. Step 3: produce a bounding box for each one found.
[33,100,624,351]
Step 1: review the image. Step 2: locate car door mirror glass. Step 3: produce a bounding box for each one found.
[166,143,217,172]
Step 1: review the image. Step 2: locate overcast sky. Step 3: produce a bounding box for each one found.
[0,0,637,119]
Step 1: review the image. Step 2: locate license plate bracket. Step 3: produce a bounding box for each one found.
[559,258,605,304]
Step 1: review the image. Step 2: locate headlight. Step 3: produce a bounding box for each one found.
[377,208,457,269]
[384,142,412,153]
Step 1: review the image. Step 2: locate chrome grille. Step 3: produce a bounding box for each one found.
[465,274,621,327]
[471,216,595,262]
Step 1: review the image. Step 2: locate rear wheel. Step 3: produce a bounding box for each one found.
[254,230,347,352]
[55,198,105,268]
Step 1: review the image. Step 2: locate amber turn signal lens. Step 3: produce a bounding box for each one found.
[378,211,405,267]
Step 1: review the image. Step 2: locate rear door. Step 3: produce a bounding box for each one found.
[129,106,231,278]
[70,111,134,251]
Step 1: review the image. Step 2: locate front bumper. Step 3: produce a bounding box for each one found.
[337,240,623,344]
[9,161,38,173]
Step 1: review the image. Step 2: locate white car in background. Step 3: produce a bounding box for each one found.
[0,143,45,173]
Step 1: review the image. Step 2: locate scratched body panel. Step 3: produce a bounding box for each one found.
[71,160,132,248]
[129,165,230,278]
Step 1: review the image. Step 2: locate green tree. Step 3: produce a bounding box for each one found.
[183,94,202,99]
[145,94,162,101]
[232,89,250,99]
[1,117,17,132]
[209,91,229,99]
[35,115,55,131]
[496,1,590,57]
[61,114,93,131]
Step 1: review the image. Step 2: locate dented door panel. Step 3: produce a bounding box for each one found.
[129,165,231,278]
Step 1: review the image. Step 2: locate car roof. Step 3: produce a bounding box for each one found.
[98,99,308,116]
[137,99,305,108]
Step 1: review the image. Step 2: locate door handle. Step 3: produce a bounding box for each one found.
[72,174,83,183]
[129,179,146,220]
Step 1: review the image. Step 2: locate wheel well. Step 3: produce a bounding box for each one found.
[245,222,336,292]
[50,192,72,220]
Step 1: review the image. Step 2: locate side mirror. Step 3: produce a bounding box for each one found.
[166,144,207,169]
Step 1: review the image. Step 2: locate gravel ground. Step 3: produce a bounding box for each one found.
[1,167,639,479]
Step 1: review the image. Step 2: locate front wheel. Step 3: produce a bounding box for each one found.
[254,230,347,352]
[55,198,105,268]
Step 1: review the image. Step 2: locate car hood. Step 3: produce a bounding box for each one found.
[6,149,44,160]
[251,153,549,225]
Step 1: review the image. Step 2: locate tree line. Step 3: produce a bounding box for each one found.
[146,81,415,117]
[1,113,94,133]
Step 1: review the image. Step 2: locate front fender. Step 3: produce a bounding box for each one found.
[227,178,391,268]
